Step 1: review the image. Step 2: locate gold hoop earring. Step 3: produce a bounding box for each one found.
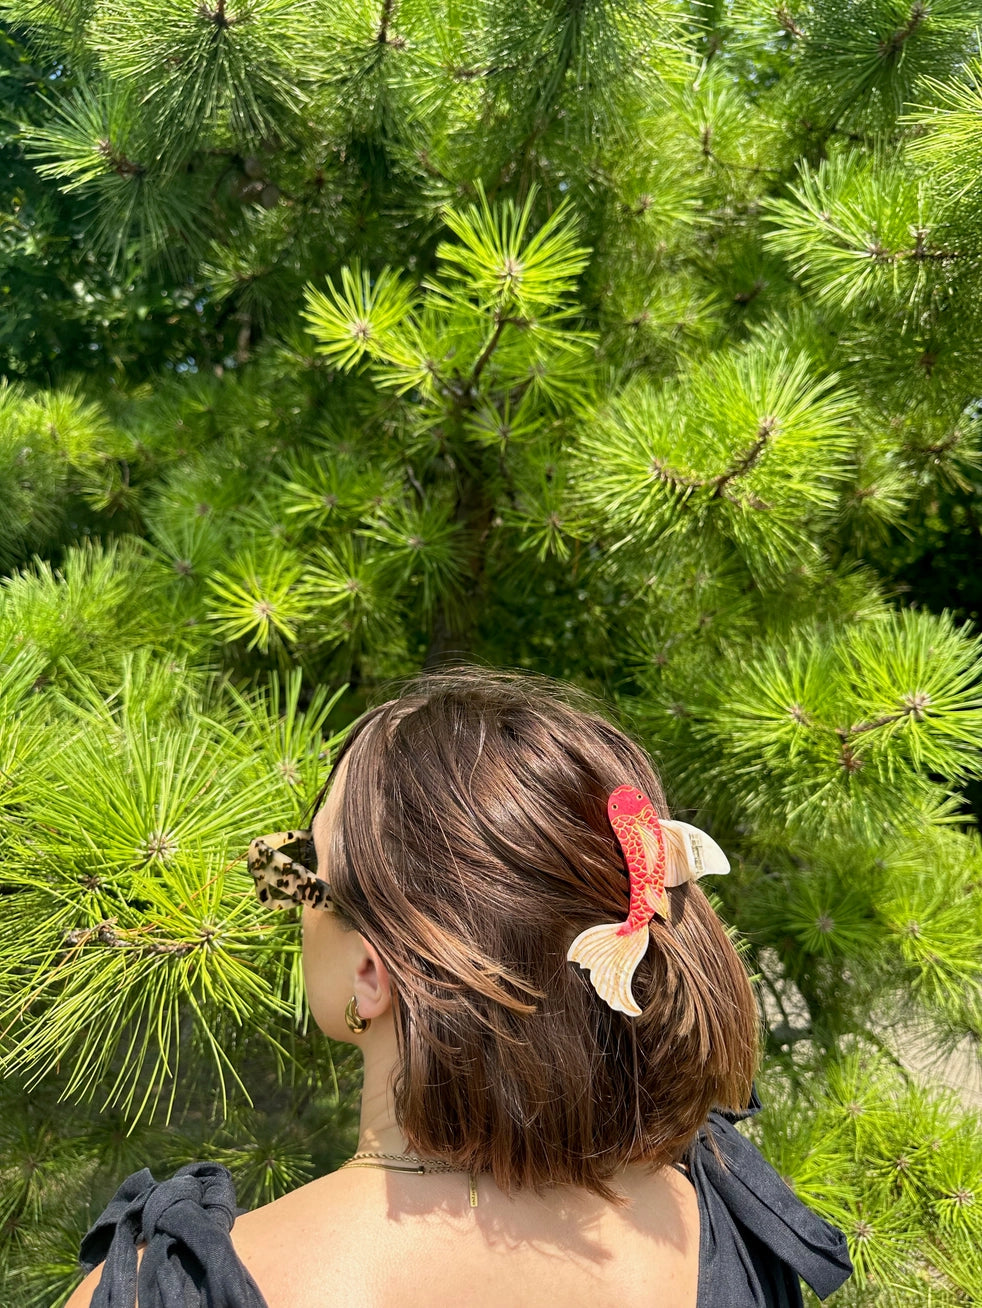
[344,995,370,1034]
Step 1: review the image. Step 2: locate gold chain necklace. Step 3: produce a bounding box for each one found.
[340,1151,479,1208]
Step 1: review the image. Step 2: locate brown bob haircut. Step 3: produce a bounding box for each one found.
[318,667,758,1203]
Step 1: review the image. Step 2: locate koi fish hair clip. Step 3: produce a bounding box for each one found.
[566,786,729,1017]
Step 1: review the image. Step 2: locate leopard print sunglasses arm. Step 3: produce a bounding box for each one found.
[247,831,335,911]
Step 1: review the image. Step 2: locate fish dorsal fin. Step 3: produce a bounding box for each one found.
[638,819,664,876]
[661,819,730,884]
[638,821,670,917]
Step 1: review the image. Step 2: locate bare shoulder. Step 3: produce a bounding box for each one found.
[231,1162,700,1308]
[64,1164,699,1308]
[65,1262,104,1308]
[229,1167,399,1306]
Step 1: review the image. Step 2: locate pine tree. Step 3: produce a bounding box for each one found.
[2,1,982,1302]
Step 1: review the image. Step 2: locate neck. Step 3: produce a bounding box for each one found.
[355,1009,415,1156]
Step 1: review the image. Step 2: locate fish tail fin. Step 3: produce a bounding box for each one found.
[567,922,649,1017]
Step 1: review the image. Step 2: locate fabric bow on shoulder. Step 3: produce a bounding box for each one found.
[79,1161,268,1308]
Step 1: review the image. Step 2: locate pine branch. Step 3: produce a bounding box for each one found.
[198,0,236,32]
[647,457,705,492]
[376,0,395,44]
[468,314,529,393]
[711,416,777,500]
[879,1,927,60]
[775,7,804,39]
[833,691,934,743]
[96,137,144,177]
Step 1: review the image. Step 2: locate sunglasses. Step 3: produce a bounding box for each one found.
[247,830,335,911]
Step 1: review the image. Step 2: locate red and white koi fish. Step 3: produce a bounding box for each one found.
[566,786,730,1017]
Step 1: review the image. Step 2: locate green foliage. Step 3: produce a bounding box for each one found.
[675,608,982,839]
[4,0,982,1303]
[303,264,420,371]
[0,659,348,1119]
[787,0,982,133]
[0,381,122,565]
[579,343,854,578]
[0,538,216,686]
[754,1056,982,1300]
[207,546,309,653]
[763,152,945,316]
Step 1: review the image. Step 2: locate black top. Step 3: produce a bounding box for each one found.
[79,1109,852,1308]
[683,1105,852,1305]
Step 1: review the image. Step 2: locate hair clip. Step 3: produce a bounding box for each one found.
[566,786,729,1017]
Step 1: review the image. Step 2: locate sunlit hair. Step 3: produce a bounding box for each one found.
[317,666,758,1203]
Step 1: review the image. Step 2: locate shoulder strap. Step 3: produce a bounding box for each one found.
[79,1161,268,1308]
[688,1111,852,1307]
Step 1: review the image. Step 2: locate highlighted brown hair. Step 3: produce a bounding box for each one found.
[321,667,758,1203]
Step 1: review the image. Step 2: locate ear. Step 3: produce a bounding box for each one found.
[351,935,394,1019]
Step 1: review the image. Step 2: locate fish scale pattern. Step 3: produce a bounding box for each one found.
[609,790,667,934]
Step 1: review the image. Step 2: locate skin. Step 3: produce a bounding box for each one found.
[297,753,412,1162]
[66,752,701,1308]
